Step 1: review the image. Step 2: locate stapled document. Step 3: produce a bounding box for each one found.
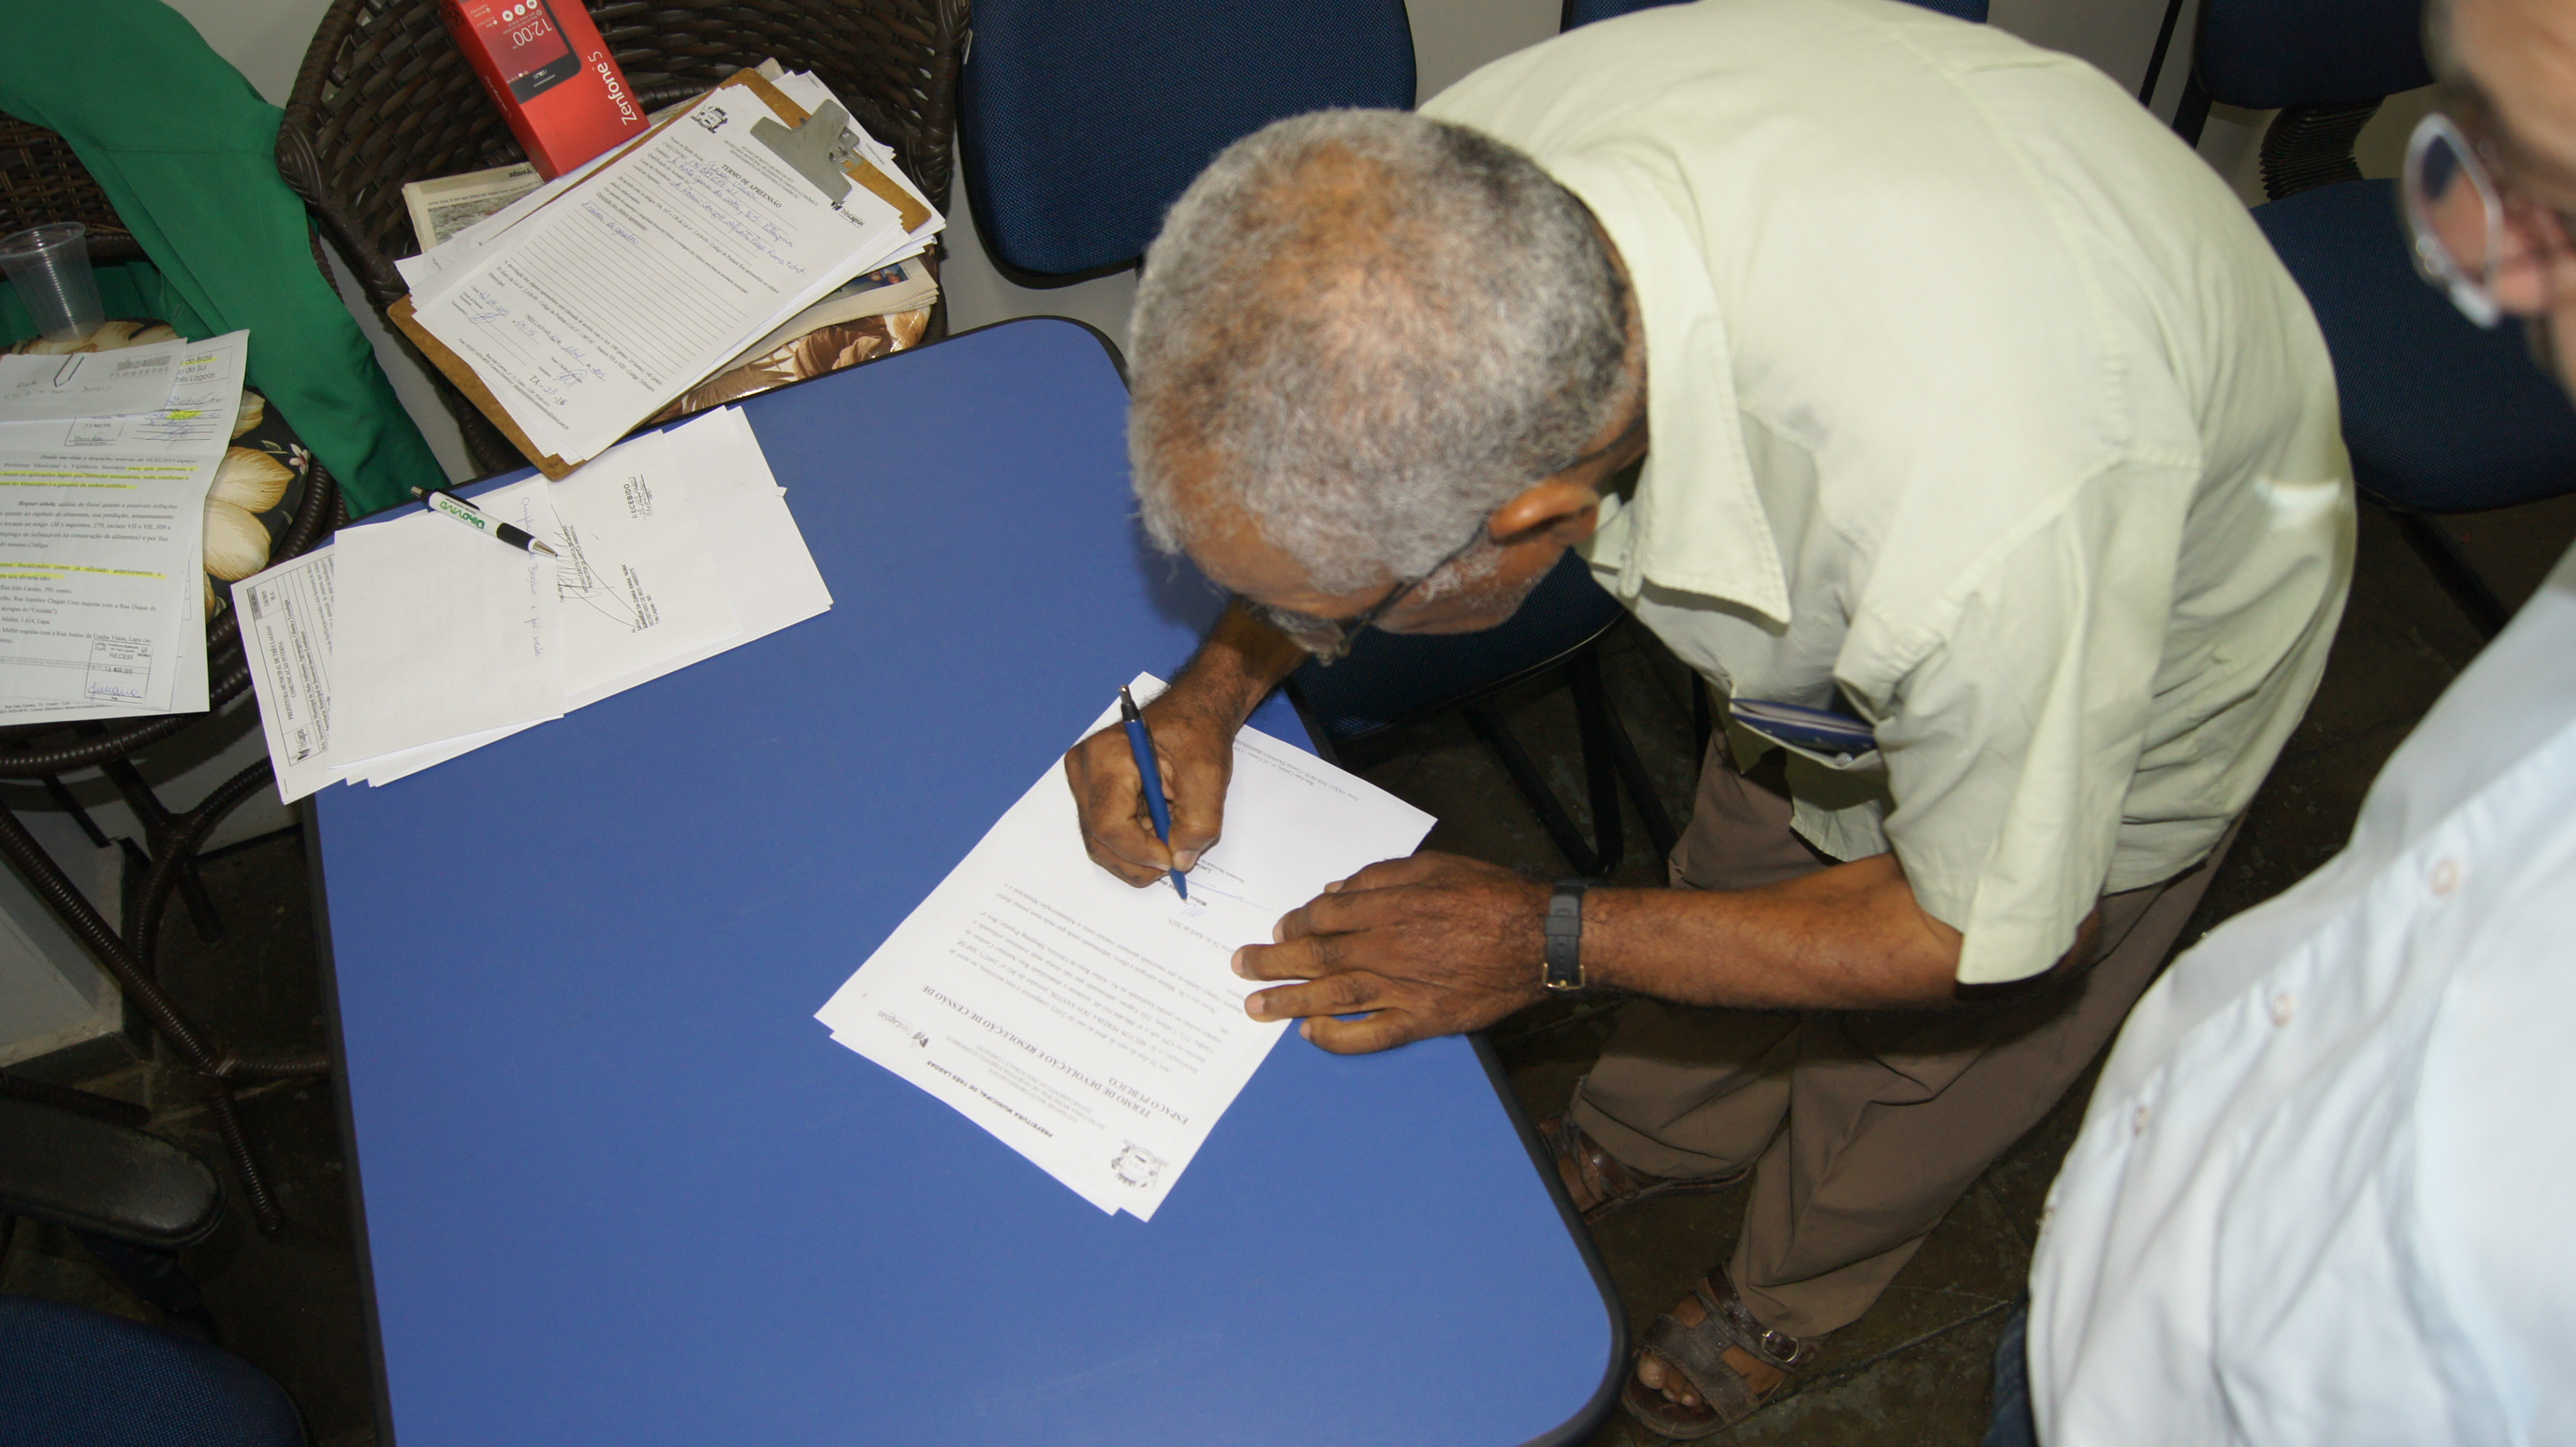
[0,331,244,723]
[0,348,177,422]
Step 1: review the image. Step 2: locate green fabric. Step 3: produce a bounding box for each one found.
[0,0,442,516]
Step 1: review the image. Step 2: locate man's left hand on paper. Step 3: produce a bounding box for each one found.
[1236,852,1550,1053]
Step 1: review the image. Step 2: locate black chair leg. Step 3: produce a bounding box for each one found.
[73,1231,219,1340]
[1463,701,1604,878]
[1598,685,1679,861]
[99,757,222,946]
[1462,647,1682,880]
[2387,507,2512,638]
[1565,651,1628,878]
[36,776,111,850]
[2171,70,2214,147]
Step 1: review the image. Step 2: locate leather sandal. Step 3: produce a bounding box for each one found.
[1540,1114,1748,1223]
[1620,1263,1819,1440]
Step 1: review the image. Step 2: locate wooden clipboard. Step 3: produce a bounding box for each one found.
[388,68,930,479]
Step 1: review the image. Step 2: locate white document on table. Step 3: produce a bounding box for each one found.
[349,723,536,787]
[0,331,241,721]
[546,429,741,707]
[658,406,829,638]
[239,406,826,800]
[408,84,908,465]
[816,675,1435,1220]
[0,348,179,421]
[237,545,338,803]
[328,488,567,773]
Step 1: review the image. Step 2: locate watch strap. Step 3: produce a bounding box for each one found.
[1543,881,1587,992]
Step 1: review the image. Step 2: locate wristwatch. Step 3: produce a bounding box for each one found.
[1543,881,1588,992]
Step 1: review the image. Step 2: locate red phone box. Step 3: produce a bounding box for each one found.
[440,0,647,179]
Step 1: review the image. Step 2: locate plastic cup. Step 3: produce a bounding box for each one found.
[0,222,105,345]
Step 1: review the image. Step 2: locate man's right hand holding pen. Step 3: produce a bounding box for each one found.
[1063,601,1307,888]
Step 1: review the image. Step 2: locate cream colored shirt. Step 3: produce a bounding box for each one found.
[1426,0,2353,984]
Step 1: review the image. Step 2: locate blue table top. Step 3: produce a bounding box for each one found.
[313,318,1618,1446]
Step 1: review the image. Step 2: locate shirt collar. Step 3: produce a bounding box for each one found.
[1546,155,1792,626]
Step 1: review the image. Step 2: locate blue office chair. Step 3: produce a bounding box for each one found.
[0,1084,301,1445]
[958,0,1416,283]
[1289,550,1680,878]
[1562,0,1988,33]
[0,1296,303,1447]
[2167,0,2576,636]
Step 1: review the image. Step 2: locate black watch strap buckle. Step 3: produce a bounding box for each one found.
[1543,881,1587,992]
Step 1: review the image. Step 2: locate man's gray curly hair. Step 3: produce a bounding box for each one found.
[1128,109,1634,595]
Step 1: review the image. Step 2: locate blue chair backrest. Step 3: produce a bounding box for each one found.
[960,0,1416,282]
[1563,0,1989,31]
[2196,0,2430,108]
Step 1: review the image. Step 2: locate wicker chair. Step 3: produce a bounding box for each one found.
[0,116,147,265]
[277,0,969,474]
[0,118,340,1238]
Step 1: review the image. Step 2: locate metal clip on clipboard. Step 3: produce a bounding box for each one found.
[750,100,863,209]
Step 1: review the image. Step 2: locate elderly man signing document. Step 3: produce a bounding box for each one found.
[1063,0,2351,1435]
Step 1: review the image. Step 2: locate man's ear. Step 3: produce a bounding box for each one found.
[1489,479,1602,546]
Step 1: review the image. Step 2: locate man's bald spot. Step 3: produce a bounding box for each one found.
[1126,109,1635,594]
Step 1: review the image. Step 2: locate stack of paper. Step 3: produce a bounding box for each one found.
[0,331,248,724]
[235,405,831,802]
[816,677,1437,1220]
[391,65,943,475]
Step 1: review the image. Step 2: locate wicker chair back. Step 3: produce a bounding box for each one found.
[278,0,969,318]
[0,118,144,263]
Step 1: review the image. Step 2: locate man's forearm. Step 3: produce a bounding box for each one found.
[1160,599,1310,728]
[1583,853,1970,1009]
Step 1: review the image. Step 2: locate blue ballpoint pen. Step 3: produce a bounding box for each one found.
[1118,685,1188,900]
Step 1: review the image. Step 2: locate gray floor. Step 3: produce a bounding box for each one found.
[8,492,2574,1447]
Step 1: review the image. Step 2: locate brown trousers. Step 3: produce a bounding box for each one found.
[1566,736,2233,1338]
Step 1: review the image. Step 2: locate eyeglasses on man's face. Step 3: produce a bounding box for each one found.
[1244,521,1492,665]
[2403,97,2576,327]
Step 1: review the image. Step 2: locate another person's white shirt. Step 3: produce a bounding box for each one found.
[1425,0,2352,984]
[2028,545,2576,1444]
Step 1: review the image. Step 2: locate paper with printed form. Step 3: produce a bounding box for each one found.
[406,80,909,466]
[238,545,338,804]
[815,675,1435,1220]
[0,331,243,723]
[0,348,179,422]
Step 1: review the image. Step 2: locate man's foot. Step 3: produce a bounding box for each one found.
[1620,1265,1818,1440]
[1540,1114,1748,1222]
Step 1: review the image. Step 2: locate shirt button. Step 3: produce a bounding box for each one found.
[2429,858,2464,897]
[2270,992,2297,1026]
[2131,1106,2152,1136]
